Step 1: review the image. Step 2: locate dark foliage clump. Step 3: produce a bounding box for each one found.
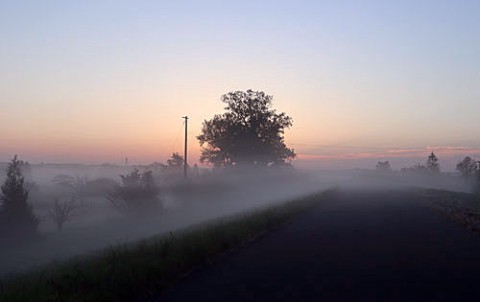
[167,152,184,168]
[106,169,161,214]
[376,161,392,172]
[0,155,39,242]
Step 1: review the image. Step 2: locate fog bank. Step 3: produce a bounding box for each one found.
[0,164,470,276]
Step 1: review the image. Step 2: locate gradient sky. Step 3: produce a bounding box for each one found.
[1,1,480,170]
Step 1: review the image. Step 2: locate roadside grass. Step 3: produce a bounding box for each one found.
[415,188,480,233]
[0,189,335,302]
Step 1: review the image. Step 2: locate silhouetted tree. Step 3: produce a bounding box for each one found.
[167,152,184,168]
[106,169,161,214]
[49,197,79,231]
[376,161,392,172]
[197,90,296,167]
[0,155,39,239]
[426,152,440,174]
[456,156,478,182]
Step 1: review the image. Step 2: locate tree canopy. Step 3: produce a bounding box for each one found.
[197,90,295,167]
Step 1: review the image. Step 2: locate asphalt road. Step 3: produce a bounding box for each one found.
[152,189,480,301]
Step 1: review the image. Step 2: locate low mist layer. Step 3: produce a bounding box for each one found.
[0,160,473,276]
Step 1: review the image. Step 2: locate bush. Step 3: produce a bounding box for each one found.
[106,169,161,214]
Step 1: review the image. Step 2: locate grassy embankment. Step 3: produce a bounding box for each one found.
[416,188,480,233]
[0,189,335,302]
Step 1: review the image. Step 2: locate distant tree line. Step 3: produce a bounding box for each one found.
[376,152,480,192]
[398,152,441,175]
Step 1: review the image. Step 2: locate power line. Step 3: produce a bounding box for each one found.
[166,120,184,161]
[182,116,188,179]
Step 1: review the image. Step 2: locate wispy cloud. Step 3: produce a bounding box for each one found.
[297,146,480,161]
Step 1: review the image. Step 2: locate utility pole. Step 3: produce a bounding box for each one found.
[182,116,188,179]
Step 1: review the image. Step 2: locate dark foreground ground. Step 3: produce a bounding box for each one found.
[152,189,480,301]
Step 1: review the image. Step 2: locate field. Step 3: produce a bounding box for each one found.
[417,188,480,233]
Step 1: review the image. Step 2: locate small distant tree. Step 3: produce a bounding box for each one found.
[106,169,161,214]
[167,152,184,168]
[0,155,39,238]
[376,161,392,172]
[426,152,440,174]
[456,156,478,183]
[49,197,79,231]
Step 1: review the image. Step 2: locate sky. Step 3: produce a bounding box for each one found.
[1,0,479,171]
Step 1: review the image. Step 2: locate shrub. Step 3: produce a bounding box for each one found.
[106,169,161,214]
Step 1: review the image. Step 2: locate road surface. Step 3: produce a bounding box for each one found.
[152,189,480,301]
